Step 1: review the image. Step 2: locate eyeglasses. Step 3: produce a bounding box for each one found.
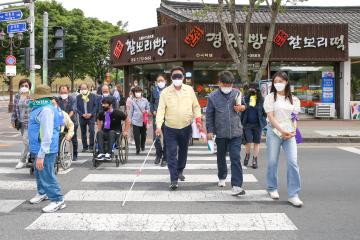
[171,74,183,80]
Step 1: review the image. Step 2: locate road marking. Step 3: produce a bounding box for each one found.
[82,174,257,183]
[96,164,247,170]
[0,159,88,164]
[26,213,297,231]
[65,190,271,202]
[0,200,25,213]
[338,147,360,155]
[0,180,36,190]
[0,167,73,175]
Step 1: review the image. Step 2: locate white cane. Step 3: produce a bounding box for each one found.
[121,137,158,207]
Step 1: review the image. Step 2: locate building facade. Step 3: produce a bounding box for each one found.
[110,1,360,119]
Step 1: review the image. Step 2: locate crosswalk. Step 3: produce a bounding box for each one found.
[19,143,299,234]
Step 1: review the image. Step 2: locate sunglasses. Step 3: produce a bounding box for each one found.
[171,74,184,80]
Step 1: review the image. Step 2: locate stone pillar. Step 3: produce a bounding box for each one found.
[340,59,351,119]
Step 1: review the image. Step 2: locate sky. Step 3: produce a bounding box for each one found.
[1,0,360,32]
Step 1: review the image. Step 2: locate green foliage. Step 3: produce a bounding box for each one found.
[0,0,126,86]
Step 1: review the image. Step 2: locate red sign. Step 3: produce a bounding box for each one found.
[184,26,204,48]
[5,55,16,65]
[273,30,289,47]
[113,40,124,59]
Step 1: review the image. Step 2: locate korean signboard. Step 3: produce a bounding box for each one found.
[321,72,335,103]
[110,23,348,66]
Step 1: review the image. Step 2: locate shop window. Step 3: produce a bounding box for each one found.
[351,59,360,101]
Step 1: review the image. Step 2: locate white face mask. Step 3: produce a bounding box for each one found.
[157,82,166,89]
[103,93,110,97]
[80,90,88,95]
[274,83,286,92]
[220,87,232,94]
[172,80,183,87]
[19,87,29,94]
[135,92,142,98]
[60,94,68,100]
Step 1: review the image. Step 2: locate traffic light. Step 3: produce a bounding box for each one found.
[19,47,30,70]
[53,26,65,60]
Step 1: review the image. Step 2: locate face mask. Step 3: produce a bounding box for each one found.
[220,87,232,94]
[135,92,142,98]
[274,83,286,92]
[157,82,166,89]
[103,93,109,97]
[102,106,110,112]
[80,90,88,95]
[172,80,183,87]
[20,87,29,94]
[60,94,68,100]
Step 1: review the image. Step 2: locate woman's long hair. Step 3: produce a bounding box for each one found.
[270,71,293,105]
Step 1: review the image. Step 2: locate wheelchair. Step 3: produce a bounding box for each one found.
[28,133,73,175]
[92,131,128,168]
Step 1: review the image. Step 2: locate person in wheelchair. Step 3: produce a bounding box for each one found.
[96,97,130,161]
[52,98,74,142]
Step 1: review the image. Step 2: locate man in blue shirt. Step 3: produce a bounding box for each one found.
[150,74,167,167]
[28,85,66,213]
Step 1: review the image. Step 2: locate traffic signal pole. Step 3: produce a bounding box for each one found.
[29,0,36,92]
[42,12,48,85]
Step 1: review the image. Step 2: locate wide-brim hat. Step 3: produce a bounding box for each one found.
[33,85,52,100]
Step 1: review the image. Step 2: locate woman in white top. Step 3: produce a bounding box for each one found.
[263,71,303,207]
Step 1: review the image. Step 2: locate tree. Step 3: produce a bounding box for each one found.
[201,0,307,83]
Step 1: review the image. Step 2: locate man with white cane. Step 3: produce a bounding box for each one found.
[155,66,203,191]
[206,71,247,196]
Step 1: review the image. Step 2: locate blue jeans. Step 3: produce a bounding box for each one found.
[80,119,95,149]
[266,127,301,198]
[34,153,63,202]
[215,137,243,187]
[164,125,192,182]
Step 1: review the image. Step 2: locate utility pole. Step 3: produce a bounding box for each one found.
[29,0,36,92]
[42,11,48,85]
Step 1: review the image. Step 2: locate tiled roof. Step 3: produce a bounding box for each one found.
[157,0,360,43]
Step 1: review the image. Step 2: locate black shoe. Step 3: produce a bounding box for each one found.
[136,150,140,155]
[244,153,250,166]
[169,182,178,191]
[72,155,78,161]
[154,156,161,165]
[252,156,258,169]
[178,173,185,181]
[160,160,167,167]
[141,147,145,151]
[82,148,88,153]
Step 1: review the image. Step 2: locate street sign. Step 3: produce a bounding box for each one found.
[7,22,27,34]
[0,10,23,22]
[5,55,16,65]
[5,65,16,77]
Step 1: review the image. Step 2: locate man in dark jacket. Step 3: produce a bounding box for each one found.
[76,83,97,152]
[150,74,167,167]
[57,85,78,160]
[206,71,247,196]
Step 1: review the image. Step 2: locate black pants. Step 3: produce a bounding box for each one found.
[133,124,147,152]
[72,125,78,157]
[153,116,167,160]
[164,125,192,182]
[80,119,95,149]
[97,130,117,154]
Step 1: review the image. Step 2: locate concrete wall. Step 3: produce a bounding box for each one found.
[340,60,351,119]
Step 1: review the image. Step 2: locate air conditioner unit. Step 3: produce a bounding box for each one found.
[315,103,336,118]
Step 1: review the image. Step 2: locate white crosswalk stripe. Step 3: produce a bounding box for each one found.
[95,164,247,170]
[81,174,258,183]
[0,167,74,175]
[26,213,297,231]
[0,200,25,213]
[337,147,360,155]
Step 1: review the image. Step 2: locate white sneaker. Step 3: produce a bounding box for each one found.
[231,186,245,196]
[42,200,66,213]
[217,179,226,187]
[268,190,280,200]
[29,193,48,204]
[104,153,111,161]
[96,154,105,161]
[288,196,303,207]
[15,162,25,169]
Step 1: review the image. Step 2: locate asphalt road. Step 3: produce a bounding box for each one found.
[0,101,360,240]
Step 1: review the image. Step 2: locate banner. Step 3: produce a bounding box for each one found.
[321,72,335,103]
[350,101,360,120]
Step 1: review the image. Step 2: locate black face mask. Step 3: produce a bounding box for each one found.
[102,106,110,112]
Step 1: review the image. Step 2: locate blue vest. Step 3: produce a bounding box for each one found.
[28,105,60,155]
